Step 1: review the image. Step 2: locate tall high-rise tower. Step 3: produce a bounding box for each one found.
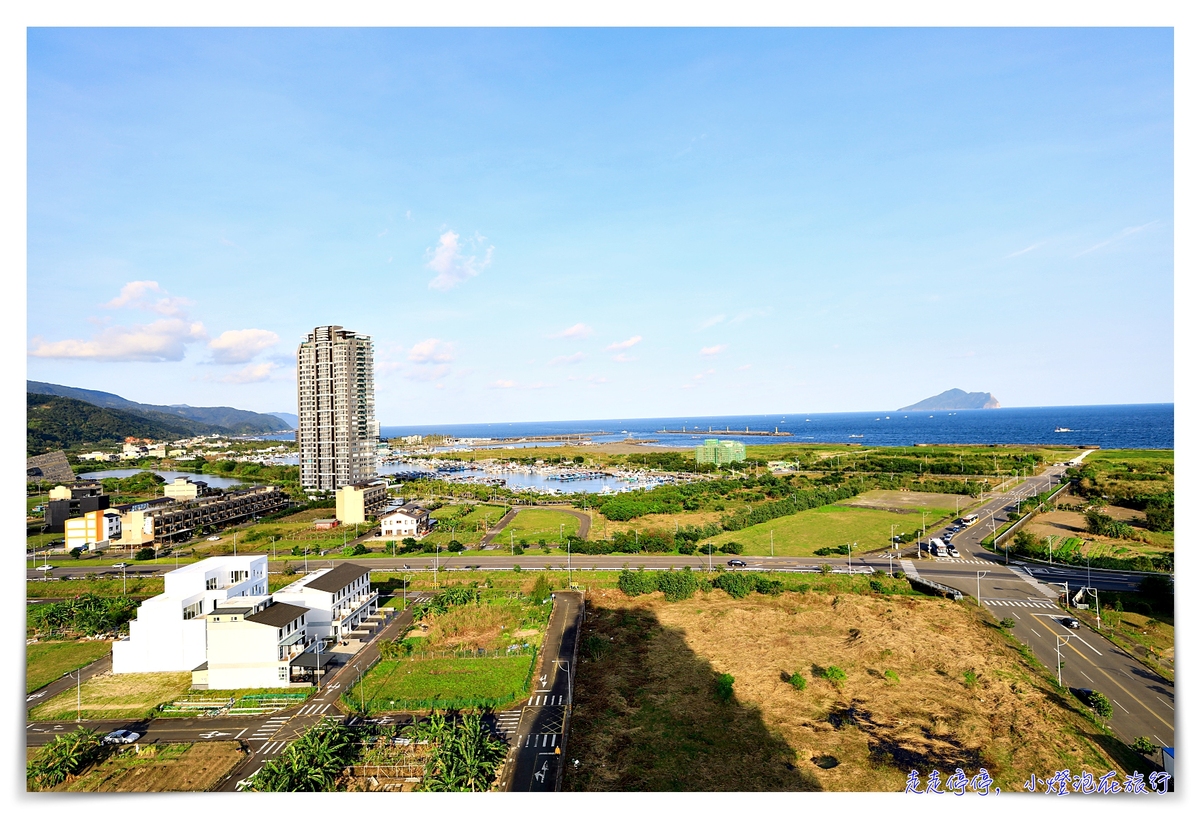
[297,325,377,491]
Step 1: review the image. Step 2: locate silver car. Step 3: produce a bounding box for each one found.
[103,729,141,744]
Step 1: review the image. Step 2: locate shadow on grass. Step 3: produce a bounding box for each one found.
[562,605,821,792]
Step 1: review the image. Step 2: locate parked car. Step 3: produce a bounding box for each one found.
[207,536,220,541]
[947,546,960,557]
[727,559,747,568]
[103,729,141,745]
[1062,617,1081,629]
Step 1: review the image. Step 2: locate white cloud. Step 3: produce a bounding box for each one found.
[1004,241,1046,259]
[29,319,208,362]
[612,352,637,363]
[700,344,727,356]
[103,280,192,317]
[729,309,768,325]
[1075,222,1156,257]
[549,352,585,366]
[550,323,594,339]
[606,335,642,351]
[587,375,608,385]
[488,379,516,389]
[427,229,494,290]
[219,362,277,384]
[208,329,279,364]
[699,314,725,329]
[408,338,455,364]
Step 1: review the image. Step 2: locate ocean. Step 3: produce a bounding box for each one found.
[377,404,1173,451]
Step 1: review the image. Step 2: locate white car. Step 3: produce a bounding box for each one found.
[207,536,220,541]
[103,729,141,744]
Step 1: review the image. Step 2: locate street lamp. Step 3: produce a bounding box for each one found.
[975,571,988,606]
[1054,633,1076,687]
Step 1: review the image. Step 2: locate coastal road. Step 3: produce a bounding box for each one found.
[496,590,583,792]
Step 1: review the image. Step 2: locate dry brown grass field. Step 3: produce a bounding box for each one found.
[53,742,245,792]
[30,671,192,721]
[563,589,1132,792]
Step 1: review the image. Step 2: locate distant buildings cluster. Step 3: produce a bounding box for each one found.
[695,438,747,465]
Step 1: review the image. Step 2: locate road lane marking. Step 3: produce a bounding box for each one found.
[1113,699,1130,714]
[1156,697,1174,711]
[235,728,247,739]
[1030,617,1173,731]
[1080,672,1094,684]
[1154,735,1165,745]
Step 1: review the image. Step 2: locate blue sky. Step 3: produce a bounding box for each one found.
[26,28,1174,424]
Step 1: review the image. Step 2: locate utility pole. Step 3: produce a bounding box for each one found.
[975,571,988,606]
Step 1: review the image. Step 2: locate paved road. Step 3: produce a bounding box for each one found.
[885,459,1174,750]
[26,652,113,712]
[497,590,583,792]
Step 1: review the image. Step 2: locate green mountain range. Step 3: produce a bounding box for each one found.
[27,380,290,434]
[27,393,215,456]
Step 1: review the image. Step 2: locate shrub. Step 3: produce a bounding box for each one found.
[869,579,885,593]
[819,563,832,574]
[789,672,807,691]
[999,617,1016,629]
[822,666,847,688]
[1087,690,1113,720]
[883,669,899,684]
[447,540,464,553]
[719,542,744,555]
[676,540,696,555]
[582,634,608,661]
[754,576,783,596]
[69,547,84,559]
[657,568,700,601]
[618,568,657,597]
[530,574,552,603]
[1132,736,1157,755]
[715,673,735,703]
[713,572,757,599]
[513,564,522,572]
[134,547,155,561]
[963,670,978,688]
[282,562,296,576]
[342,543,368,557]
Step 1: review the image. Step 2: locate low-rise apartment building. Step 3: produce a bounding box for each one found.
[163,476,213,501]
[196,598,316,689]
[64,509,122,552]
[335,479,389,525]
[115,485,290,546]
[113,555,269,674]
[273,563,378,643]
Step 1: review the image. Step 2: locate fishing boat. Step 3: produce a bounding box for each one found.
[1054,427,1073,433]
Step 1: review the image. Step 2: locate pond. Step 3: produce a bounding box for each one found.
[77,469,253,490]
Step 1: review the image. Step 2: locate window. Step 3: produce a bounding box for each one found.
[183,601,203,620]
[279,666,288,681]
[205,577,217,590]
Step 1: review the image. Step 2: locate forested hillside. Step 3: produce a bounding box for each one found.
[26,393,201,455]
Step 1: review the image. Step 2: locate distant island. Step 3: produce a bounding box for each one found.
[899,389,1001,411]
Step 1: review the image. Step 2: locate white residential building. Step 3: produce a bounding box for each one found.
[273,563,378,642]
[380,503,432,539]
[112,555,269,674]
[196,598,315,689]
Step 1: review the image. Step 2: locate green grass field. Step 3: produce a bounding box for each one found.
[25,640,112,693]
[701,503,954,557]
[352,655,534,710]
[496,508,580,545]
